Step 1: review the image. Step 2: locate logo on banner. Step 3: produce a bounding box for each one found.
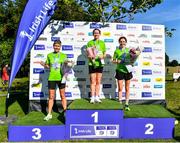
[142,92,152,97]
[77,61,86,65]
[75,23,85,27]
[31,83,42,88]
[153,92,162,96]
[127,34,135,37]
[130,93,136,97]
[129,39,139,44]
[127,25,137,30]
[104,39,114,43]
[67,54,74,58]
[33,92,44,97]
[88,32,93,36]
[138,34,148,38]
[154,85,163,88]
[143,47,152,52]
[73,93,80,96]
[63,22,74,28]
[77,38,88,43]
[33,68,44,74]
[103,84,112,88]
[77,32,85,36]
[142,70,152,75]
[155,56,163,60]
[142,55,152,60]
[143,84,151,89]
[51,37,60,41]
[62,37,74,42]
[155,77,163,82]
[153,47,163,52]
[131,78,138,82]
[151,35,163,38]
[114,33,124,37]
[153,70,162,75]
[103,32,111,37]
[142,25,152,31]
[142,40,150,44]
[116,24,127,30]
[142,62,151,66]
[153,40,162,44]
[65,92,72,97]
[38,37,47,41]
[142,78,151,82]
[90,23,101,29]
[153,26,162,31]
[153,62,163,67]
[34,45,45,50]
[19,0,55,41]
[62,45,73,51]
[34,54,45,58]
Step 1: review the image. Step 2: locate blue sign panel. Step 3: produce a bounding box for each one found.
[123,118,174,139]
[34,45,45,50]
[66,110,123,139]
[8,125,66,142]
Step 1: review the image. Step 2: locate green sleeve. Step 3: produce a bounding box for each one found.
[102,42,106,53]
[45,54,50,65]
[63,54,67,63]
[60,53,68,63]
[113,50,117,60]
[86,41,93,49]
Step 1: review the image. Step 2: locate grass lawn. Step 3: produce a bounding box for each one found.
[0,73,180,142]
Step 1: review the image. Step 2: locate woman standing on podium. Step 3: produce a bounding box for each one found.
[40,40,67,121]
[112,36,133,111]
[86,28,106,104]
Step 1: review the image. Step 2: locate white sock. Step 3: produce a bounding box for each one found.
[91,96,95,99]
[125,99,129,105]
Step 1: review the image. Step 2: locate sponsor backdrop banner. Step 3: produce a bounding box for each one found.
[29,21,165,100]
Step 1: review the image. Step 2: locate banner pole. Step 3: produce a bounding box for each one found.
[5,88,10,118]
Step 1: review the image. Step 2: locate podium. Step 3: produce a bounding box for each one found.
[8,99,175,141]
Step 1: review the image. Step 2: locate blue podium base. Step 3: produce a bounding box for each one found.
[8,109,175,142]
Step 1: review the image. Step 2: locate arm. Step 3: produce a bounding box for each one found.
[40,61,49,68]
[112,50,121,64]
[40,54,50,68]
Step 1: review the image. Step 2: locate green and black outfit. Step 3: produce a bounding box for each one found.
[113,47,133,80]
[86,39,106,73]
[45,52,67,89]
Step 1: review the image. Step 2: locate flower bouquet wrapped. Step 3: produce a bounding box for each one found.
[86,46,105,65]
[129,47,141,65]
[61,60,75,83]
[120,47,142,72]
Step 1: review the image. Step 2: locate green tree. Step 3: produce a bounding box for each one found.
[0,0,27,40]
[52,0,90,21]
[77,0,163,22]
[169,60,179,67]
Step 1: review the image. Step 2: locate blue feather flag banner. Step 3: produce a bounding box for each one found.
[9,0,57,88]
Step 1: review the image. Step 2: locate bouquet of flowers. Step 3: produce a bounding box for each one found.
[117,47,142,73]
[86,46,105,65]
[129,47,141,65]
[61,60,75,83]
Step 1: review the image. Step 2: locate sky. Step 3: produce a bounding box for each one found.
[132,0,180,63]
